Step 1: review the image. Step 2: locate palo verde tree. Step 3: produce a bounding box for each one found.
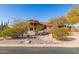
[66,6,79,25]
[66,6,79,31]
[49,16,67,28]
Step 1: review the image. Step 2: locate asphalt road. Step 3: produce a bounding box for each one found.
[0,47,79,54]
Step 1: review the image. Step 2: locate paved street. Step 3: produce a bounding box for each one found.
[0,47,79,54]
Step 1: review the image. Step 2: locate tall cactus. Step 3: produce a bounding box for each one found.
[0,20,4,30]
[4,19,9,28]
[0,20,9,31]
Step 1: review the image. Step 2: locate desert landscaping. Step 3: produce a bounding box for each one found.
[0,5,79,47]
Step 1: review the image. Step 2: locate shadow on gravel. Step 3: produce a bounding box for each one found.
[57,37,76,41]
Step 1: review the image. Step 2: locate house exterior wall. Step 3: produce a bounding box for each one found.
[26,20,53,31]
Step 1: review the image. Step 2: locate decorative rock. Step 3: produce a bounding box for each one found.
[0,37,4,40]
[20,40,30,44]
[5,36,12,40]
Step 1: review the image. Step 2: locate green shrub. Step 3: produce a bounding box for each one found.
[1,22,28,38]
[35,25,43,32]
[1,28,12,37]
[52,27,69,40]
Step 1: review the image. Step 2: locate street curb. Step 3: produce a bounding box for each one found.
[0,44,78,47]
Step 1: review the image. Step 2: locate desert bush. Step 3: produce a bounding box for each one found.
[52,27,69,40]
[35,25,43,32]
[1,21,28,38]
[1,28,12,37]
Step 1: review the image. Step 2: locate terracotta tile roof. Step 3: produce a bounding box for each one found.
[40,22,52,27]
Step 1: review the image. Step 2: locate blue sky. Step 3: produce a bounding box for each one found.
[0,4,74,24]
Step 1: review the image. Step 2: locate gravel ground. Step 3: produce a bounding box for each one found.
[0,32,78,45]
[0,35,54,44]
